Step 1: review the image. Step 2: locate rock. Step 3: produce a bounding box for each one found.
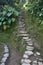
[32,60,37,65]
[27,43,33,46]
[25,51,33,56]
[25,39,32,42]
[19,30,27,34]
[19,34,28,37]
[4,48,9,53]
[38,62,43,65]
[22,63,30,65]
[26,46,34,51]
[19,28,25,31]
[1,57,7,63]
[19,22,24,25]
[1,63,5,65]
[39,58,43,62]
[4,45,8,49]
[36,52,40,55]
[21,59,31,64]
[4,44,9,53]
[3,53,9,58]
[23,37,29,40]
[23,54,29,59]
[18,24,25,28]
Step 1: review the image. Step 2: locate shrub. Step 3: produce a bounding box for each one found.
[0,5,19,31]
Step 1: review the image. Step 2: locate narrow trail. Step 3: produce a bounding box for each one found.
[18,11,43,65]
[8,49,21,65]
[0,11,43,65]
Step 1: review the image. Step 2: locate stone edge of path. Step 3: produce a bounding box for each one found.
[0,43,9,65]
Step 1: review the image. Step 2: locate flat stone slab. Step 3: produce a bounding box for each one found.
[1,57,7,63]
[39,58,43,62]
[36,52,40,56]
[38,62,43,65]
[23,54,29,59]
[4,45,8,48]
[18,24,25,28]
[19,34,28,37]
[22,63,30,65]
[19,24,25,26]
[0,63,5,65]
[27,43,33,46]
[32,62,37,65]
[19,28,25,31]
[23,37,29,40]
[26,41,33,46]
[32,60,37,65]
[4,48,9,53]
[25,39,31,42]
[25,51,33,56]
[19,22,25,24]
[26,46,34,51]
[19,31,27,34]
[3,53,9,57]
[18,28,25,31]
[21,59,31,64]
[4,44,9,53]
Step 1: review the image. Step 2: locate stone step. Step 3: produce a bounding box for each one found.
[38,58,43,62]
[23,54,29,59]
[21,18,24,21]
[26,41,33,46]
[32,60,37,65]
[18,26,25,28]
[22,63,30,65]
[18,28,25,31]
[4,45,9,53]
[26,46,34,51]
[38,62,43,65]
[0,63,5,65]
[19,28,25,31]
[19,34,28,37]
[19,21,25,25]
[19,30,27,34]
[19,23,25,26]
[19,24,25,27]
[35,52,40,56]
[1,57,7,63]
[27,43,33,46]
[21,59,31,64]
[3,53,9,58]
[25,51,33,56]
[24,39,32,42]
[4,48,9,53]
[23,37,29,40]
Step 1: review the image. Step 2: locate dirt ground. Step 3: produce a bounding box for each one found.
[7,48,21,65]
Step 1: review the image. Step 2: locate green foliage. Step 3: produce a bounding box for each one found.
[27,0,43,25]
[26,0,43,55]
[0,5,19,31]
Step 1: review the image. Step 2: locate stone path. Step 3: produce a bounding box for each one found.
[0,43,9,65]
[18,12,43,65]
[0,11,43,65]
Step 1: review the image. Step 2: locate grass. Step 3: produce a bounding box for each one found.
[0,20,26,61]
[24,11,43,56]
